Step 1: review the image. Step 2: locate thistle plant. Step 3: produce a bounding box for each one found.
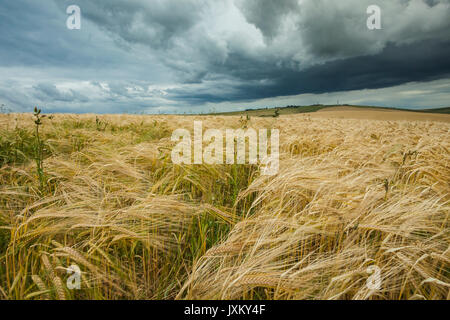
[33,107,47,191]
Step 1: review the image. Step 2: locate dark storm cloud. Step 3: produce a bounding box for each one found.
[212,39,450,101]
[0,0,449,113]
[236,0,300,40]
[53,0,210,51]
[165,37,450,104]
[33,83,89,103]
[72,0,450,90]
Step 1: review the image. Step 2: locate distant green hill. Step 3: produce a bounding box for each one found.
[211,105,450,117]
[417,107,450,114]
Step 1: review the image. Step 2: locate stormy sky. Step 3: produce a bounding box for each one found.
[1,0,449,114]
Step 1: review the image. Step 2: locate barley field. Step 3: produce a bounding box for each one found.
[0,111,449,300]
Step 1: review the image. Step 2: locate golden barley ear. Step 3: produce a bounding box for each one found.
[41,254,66,300]
[31,275,50,300]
